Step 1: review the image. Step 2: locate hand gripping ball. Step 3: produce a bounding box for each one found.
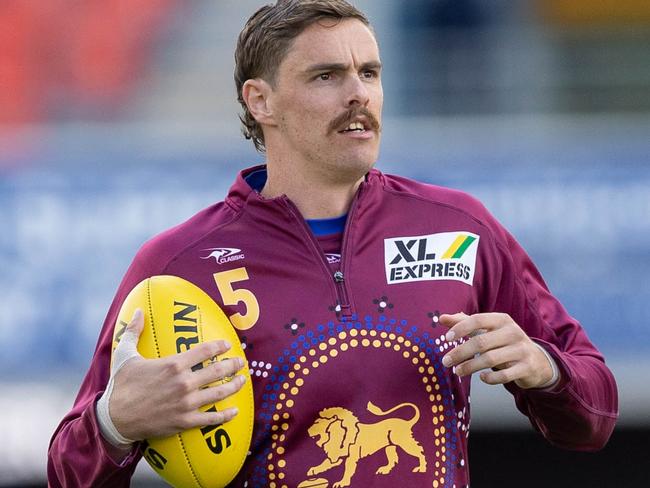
[112,275,254,488]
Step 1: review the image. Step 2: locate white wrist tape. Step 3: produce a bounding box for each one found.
[533,342,560,389]
[96,378,135,446]
[96,322,142,447]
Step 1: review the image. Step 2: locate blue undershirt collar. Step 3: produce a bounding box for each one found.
[244,167,347,236]
[306,214,347,236]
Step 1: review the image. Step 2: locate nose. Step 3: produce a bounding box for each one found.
[345,74,370,108]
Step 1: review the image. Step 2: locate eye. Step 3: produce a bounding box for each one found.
[317,73,331,81]
[362,69,378,79]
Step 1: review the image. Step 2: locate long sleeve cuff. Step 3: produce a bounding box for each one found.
[532,341,560,390]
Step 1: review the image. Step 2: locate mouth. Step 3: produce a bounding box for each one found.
[336,118,376,140]
[338,120,368,133]
[329,108,380,140]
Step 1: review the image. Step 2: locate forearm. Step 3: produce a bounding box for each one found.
[48,395,141,488]
[510,343,618,451]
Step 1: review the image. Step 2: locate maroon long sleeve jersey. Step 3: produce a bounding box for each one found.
[48,166,618,488]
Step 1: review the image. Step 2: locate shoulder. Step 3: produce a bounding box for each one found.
[376,171,500,231]
[133,200,239,274]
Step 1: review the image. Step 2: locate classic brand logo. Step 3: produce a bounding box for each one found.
[384,232,480,286]
[201,247,245,265]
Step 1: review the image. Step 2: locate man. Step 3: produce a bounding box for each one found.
[48,1,618,487]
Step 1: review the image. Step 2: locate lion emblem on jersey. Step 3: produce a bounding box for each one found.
[306,401,427,488]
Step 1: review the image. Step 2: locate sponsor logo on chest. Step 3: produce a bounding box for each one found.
[384,232,480,286]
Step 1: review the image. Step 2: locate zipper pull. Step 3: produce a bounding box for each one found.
[334,271,344,283]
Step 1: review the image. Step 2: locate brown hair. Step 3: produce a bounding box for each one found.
[234,0,371,152]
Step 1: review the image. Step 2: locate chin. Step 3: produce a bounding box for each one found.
[348,148,379,172]
[310,145,379,182]
[333,156,376,183]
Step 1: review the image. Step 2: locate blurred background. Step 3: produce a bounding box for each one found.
[1,0,648,486]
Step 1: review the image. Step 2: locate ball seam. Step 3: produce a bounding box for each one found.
[146,278,162,359]
[177,432,204,488]
[150,277,203,488]
[215,304,254,485]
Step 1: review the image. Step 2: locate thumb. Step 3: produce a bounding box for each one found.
[438,312,469,328]
[112,308,144,373]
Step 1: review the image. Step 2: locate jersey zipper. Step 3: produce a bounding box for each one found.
[333,184,365,319]
[281,183,365,320]
[332,270,351,318]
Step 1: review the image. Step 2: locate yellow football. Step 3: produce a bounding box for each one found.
[112,275,254,488]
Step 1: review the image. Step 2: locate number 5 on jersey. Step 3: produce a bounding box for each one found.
[213,267,260,330]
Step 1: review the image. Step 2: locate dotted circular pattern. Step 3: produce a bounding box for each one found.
[250,315,461,488]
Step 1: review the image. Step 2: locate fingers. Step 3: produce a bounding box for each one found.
[479,362,527,385]
[184,406,240,430]
[448,343,521,377]
[189,375,247,410]
[439,312,509,342]
[149,403,241,437]
[438,312,468,329]
[442,325,514,369]
[190,356,245,390]
[439,312,549,387]
[156,340,244,395]
[113,308,145,372]
[177,339,234,370]
[108,317,247,440]
[164,366,245,433]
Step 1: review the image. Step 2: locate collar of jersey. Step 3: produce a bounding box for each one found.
[244,167,347,236]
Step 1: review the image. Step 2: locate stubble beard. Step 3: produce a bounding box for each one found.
[311,138,379,187]
[271,113,380,187]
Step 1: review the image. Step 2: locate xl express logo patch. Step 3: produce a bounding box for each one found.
[384,232,480,286]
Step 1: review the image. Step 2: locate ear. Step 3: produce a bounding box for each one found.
[242,78,277,127]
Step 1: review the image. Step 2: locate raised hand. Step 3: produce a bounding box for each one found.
[439,312,556,389]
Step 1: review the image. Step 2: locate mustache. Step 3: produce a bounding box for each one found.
[328,107,381,134]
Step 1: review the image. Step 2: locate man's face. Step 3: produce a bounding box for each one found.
[266,18,383,183]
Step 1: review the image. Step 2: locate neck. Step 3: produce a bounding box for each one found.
[260,160,365,219]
